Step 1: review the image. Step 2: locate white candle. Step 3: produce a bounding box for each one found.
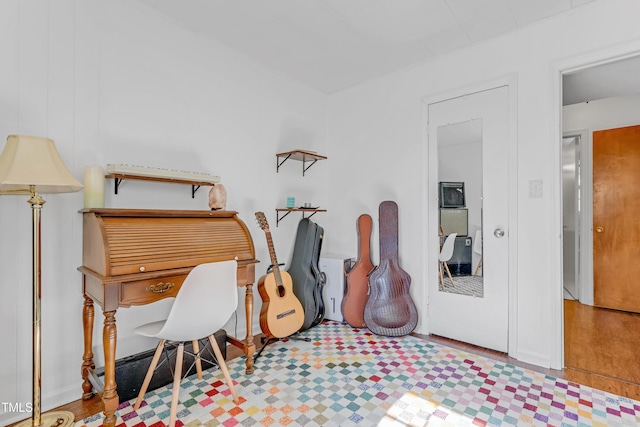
[84,165,105,208]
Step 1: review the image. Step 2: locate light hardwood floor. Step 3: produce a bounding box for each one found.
[563,298,640,400]
[11,303,640,425]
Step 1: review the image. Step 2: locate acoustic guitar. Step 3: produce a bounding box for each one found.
[341,214,374,328]
[255,212,305,339]
[364,201,418,336]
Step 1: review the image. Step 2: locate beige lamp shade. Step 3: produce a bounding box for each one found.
[0,134,83,195]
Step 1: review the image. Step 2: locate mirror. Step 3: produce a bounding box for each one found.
[437,119,484,297]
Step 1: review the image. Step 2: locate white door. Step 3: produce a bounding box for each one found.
[427,86,510,352]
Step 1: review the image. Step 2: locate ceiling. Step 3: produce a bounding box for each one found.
[133,0,601,94]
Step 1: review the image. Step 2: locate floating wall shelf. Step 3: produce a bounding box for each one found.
[276,150,327,176]
[275,208,327,226]
[106,174,216,198]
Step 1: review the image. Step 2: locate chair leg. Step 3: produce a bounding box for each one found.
[443,262,455,288]
[473,257,483,277]
[192,339,203,380]
[134,339,166,411]
[169,343,184,427]
[208,334,239,404]
[439,262,445,290]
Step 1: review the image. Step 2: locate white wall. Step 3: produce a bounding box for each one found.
[0,0,327,424]
[325,0,640,370]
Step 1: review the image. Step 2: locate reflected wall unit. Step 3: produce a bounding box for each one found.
[448,236,472,276]
[439,181,465,208]
[439,208,468,236]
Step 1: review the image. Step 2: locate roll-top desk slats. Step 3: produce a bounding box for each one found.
[79,208,259,427]
[82,209,255,276]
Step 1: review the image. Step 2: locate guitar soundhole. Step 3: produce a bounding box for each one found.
[277,285,286,298]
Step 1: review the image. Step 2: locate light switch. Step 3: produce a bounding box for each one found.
[529,179,543,198]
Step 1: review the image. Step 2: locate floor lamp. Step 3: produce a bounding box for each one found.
[0,135,83,427]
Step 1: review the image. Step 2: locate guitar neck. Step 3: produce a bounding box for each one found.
[264,230,284,283]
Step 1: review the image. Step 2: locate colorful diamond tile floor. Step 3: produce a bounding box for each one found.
[76,321,640,426]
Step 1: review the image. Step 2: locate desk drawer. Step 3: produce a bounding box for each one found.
[120,275,185,306]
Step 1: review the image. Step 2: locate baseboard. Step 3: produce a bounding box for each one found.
[514,348,551,369]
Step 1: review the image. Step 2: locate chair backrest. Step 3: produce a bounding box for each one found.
[473,229,482,255]
[439,233,457,262]
[156,260,238,342]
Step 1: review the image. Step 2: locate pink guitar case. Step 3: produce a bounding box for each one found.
[364,201,418,336]
[341,214,374,328]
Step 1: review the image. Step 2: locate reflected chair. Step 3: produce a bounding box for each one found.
[473,229,483,277]
[133,260,240,427]
[439,233,457,290]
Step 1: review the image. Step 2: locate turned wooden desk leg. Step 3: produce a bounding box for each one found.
[102,311,118,427]
[244,283,255,374]
[81,295,95,400]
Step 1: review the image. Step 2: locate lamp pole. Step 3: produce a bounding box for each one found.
[30,186,44,426]
[13,191,74,427]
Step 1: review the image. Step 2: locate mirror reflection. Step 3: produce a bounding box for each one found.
[437,119,484,297]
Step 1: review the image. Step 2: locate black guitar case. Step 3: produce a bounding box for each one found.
[287,218,326,331]
[309,222,326,328]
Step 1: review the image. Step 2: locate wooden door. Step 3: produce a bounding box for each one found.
[593,125,640,313]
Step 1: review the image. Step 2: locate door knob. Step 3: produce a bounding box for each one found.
[494,228,505,238]
[596,226,604,233]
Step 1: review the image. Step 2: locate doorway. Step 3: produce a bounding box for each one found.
[561,54,640,397]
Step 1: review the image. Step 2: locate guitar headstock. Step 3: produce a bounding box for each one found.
[255,211,270,232]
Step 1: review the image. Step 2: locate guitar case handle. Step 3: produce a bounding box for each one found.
[343,259,356,275]
[266,263,285,274]
[319,271,327,285]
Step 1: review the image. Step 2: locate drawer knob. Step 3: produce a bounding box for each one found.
[146,282,175,293]
[139,266,146,272]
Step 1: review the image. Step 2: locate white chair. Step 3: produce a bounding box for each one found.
[473,229,483,277]
[133,260,240,427]
[439,233,457,290]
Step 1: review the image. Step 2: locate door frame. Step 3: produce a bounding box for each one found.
[421,75,518,357]
[552,42,640,369]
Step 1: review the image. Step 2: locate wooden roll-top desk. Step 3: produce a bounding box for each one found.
[79,208,259,427]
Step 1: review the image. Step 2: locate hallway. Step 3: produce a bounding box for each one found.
[564,299,640,400]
